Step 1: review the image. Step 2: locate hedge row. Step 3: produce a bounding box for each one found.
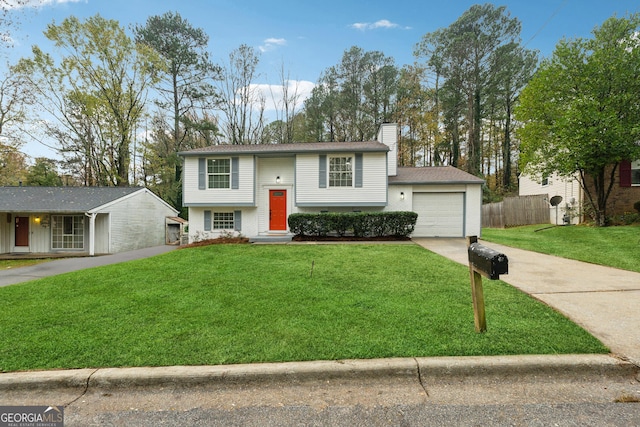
[288,211,418,238]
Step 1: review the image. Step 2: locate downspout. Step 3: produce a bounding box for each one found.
[85,212,96,256]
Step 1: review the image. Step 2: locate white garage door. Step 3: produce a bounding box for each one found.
[412,192,464,237]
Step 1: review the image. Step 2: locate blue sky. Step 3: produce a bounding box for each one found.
[3,0,640,159]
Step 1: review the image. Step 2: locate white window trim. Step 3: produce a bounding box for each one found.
[213,212,235,230]
[51,214,84,250]
[328,155,354,188]
[207,158,231,189]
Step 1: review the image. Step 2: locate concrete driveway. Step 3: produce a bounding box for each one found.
[0,245,178,287]
[413,238,640,366]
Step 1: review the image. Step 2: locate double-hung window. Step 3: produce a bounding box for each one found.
[329,156,353,187]
[207,158,230,189]
[213,212,235,230]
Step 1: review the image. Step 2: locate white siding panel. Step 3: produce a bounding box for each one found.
[94,213,110,254]
[95,190,176,253]
[188,207,258,241]
[29,215,51,253]
[295,153,387,205]
[519,172,582,225]
[377,123,397,176]
[465,184,482,236]
[0,217,6,253]
[183,155,255,206]
[256,157,295,233]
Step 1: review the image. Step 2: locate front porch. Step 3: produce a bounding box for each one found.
[249,233,294,243]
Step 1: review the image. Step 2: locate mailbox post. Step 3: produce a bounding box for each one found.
[466,236,508,333]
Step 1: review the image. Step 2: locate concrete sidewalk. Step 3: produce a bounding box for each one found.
[413,237,640,367]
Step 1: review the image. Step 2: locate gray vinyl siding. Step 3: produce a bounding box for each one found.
[319,155,327,188]
[234,210,242,231]
[204,210,212,231]
[198,158,206,190]
[355,153,363,188]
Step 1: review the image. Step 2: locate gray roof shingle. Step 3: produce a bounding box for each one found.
[179,141,389,156]
[389,167,484,185]
[0,187,144,213]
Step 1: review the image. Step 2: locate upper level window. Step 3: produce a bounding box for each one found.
[329,156,353,187]
[207,158,230,189]
[541,176,549,186]
[632,160,640,186]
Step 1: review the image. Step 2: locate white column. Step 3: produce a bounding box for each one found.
[87,213,96,256]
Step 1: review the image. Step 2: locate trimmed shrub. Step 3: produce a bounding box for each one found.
[288,211,418,238]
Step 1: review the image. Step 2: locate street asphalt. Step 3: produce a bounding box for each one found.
[1,238,639,410]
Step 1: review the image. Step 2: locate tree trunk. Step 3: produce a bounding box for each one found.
[502,99,512,189]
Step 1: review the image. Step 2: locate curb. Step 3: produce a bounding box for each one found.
[415,354,639,382]
[1,354,637,392]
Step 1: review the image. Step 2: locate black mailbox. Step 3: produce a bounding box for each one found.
[468,243,508,280]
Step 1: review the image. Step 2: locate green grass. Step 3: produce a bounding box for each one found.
[0,244,607,373]
[482,225,640,273]
[0,259,52,270]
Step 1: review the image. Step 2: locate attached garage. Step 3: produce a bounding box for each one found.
[388,167,484,238]
[412,192,465,237]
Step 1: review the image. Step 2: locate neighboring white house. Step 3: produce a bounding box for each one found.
[520,159,640,224]
[518,172,582,225]
[0,187,179,255]
[179,123,484,241]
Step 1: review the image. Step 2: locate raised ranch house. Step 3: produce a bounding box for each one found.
[519,159,640,224]
[180,123,483,242]
[0,186,179,256]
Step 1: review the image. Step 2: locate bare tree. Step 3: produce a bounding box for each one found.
[218,44,265,144]
[1,0,30,48]
[16,15,161,186]
[269,64,301,144]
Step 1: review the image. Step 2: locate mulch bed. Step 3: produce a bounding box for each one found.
[292,235,411,242]
[180,235,410,248]
[180,237,250,248]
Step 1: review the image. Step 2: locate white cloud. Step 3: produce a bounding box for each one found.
[249,80,315,112]
[350,19,411,31]
[259,37,287,53]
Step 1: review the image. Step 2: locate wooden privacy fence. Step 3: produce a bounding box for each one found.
[482,194,549,228]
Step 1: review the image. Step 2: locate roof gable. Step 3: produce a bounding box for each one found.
[0,187,145,213]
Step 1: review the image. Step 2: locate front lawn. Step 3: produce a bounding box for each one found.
[0,244,607,373]
[482,225,640,273]
[0,259,52,270]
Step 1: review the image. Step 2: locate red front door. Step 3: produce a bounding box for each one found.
[15,216,29,247]
[269,190,287,230]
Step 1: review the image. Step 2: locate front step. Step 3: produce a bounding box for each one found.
[249,234,294,243]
